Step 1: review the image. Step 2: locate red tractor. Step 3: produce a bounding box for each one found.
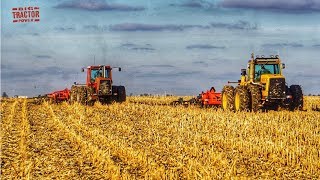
[70,65,126,105]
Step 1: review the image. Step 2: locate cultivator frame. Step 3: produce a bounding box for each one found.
[46,88,70,103]
[172,86,221,107]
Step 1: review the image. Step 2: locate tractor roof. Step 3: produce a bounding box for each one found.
[247,55,281,64]
[255,58,280,62]
[87,65,111,69]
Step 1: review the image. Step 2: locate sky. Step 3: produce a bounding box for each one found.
[1,0,320,96]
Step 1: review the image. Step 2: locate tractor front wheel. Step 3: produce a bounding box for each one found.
[70,86,78,104]
[117,86,126,102]
[290,85,303,111]
[77,87,87,105]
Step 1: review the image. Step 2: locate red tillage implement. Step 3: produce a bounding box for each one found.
[199,87,221,106]
[172,86,222,107]
[47,88,70,103]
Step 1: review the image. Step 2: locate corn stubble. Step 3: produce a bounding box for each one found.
[0,96,319,179]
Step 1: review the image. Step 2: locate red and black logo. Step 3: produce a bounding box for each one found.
[12,7,40,23]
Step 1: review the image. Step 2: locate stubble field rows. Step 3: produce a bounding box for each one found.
[0,96,319,179]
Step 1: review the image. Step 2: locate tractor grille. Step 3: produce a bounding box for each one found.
[269,78,286,99]
[99,80,111,95]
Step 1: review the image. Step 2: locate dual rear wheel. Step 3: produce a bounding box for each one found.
[222,84,303,111]
[221,86,235,111]
[70,86,87,105]
[222,85,261,112]
[70,85,126,105]
[234,86,250,111]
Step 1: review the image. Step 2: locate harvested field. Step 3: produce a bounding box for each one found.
[1,96,319,179]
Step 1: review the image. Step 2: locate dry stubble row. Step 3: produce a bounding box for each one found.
[0,96,319,179]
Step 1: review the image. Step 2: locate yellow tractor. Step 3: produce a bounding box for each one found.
[222,53,303,111]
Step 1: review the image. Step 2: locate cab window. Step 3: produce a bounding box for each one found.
[91,69,102,82]
[254,64,280,81]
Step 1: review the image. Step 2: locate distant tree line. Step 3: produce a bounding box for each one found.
[308,94,320,96]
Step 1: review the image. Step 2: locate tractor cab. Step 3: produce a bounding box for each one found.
[80,65,121,97]
[251,57,283,82]
[84,65,113,85]
[243,55,287,100]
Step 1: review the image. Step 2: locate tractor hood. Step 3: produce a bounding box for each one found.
[261,74,286,99]
[260,74,284,84]
[95,77,112,95]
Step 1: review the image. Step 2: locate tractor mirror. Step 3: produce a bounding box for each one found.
[118,67,122,71]
[241,69,247,76]
[282,63,285,69]
[81,68,84,72]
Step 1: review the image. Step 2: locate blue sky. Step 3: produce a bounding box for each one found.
[1,0,320,96]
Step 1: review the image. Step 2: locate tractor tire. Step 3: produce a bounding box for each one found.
[248,85,262,112]
[290,85,303,111]
[76,86,87,105]
[221,85,235,111]
[70,86,78,104]
[117,86,126,102]
[86,87,95,106]
[234,86,250,111]
[112,86,118,102]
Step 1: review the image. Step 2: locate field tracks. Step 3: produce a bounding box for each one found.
[53,102,163,178]
[42,102,121,179]
[1,99,32,179]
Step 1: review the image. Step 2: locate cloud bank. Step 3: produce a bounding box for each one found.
[210,21,258,30]
[120,43,155,51]
[221,0,320,12]
[262,42,304,48]
[171,0,214,9]
[55,0,145,11]
[110,23,210,31]
[186,44,226,50]
[110,21,257,32]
